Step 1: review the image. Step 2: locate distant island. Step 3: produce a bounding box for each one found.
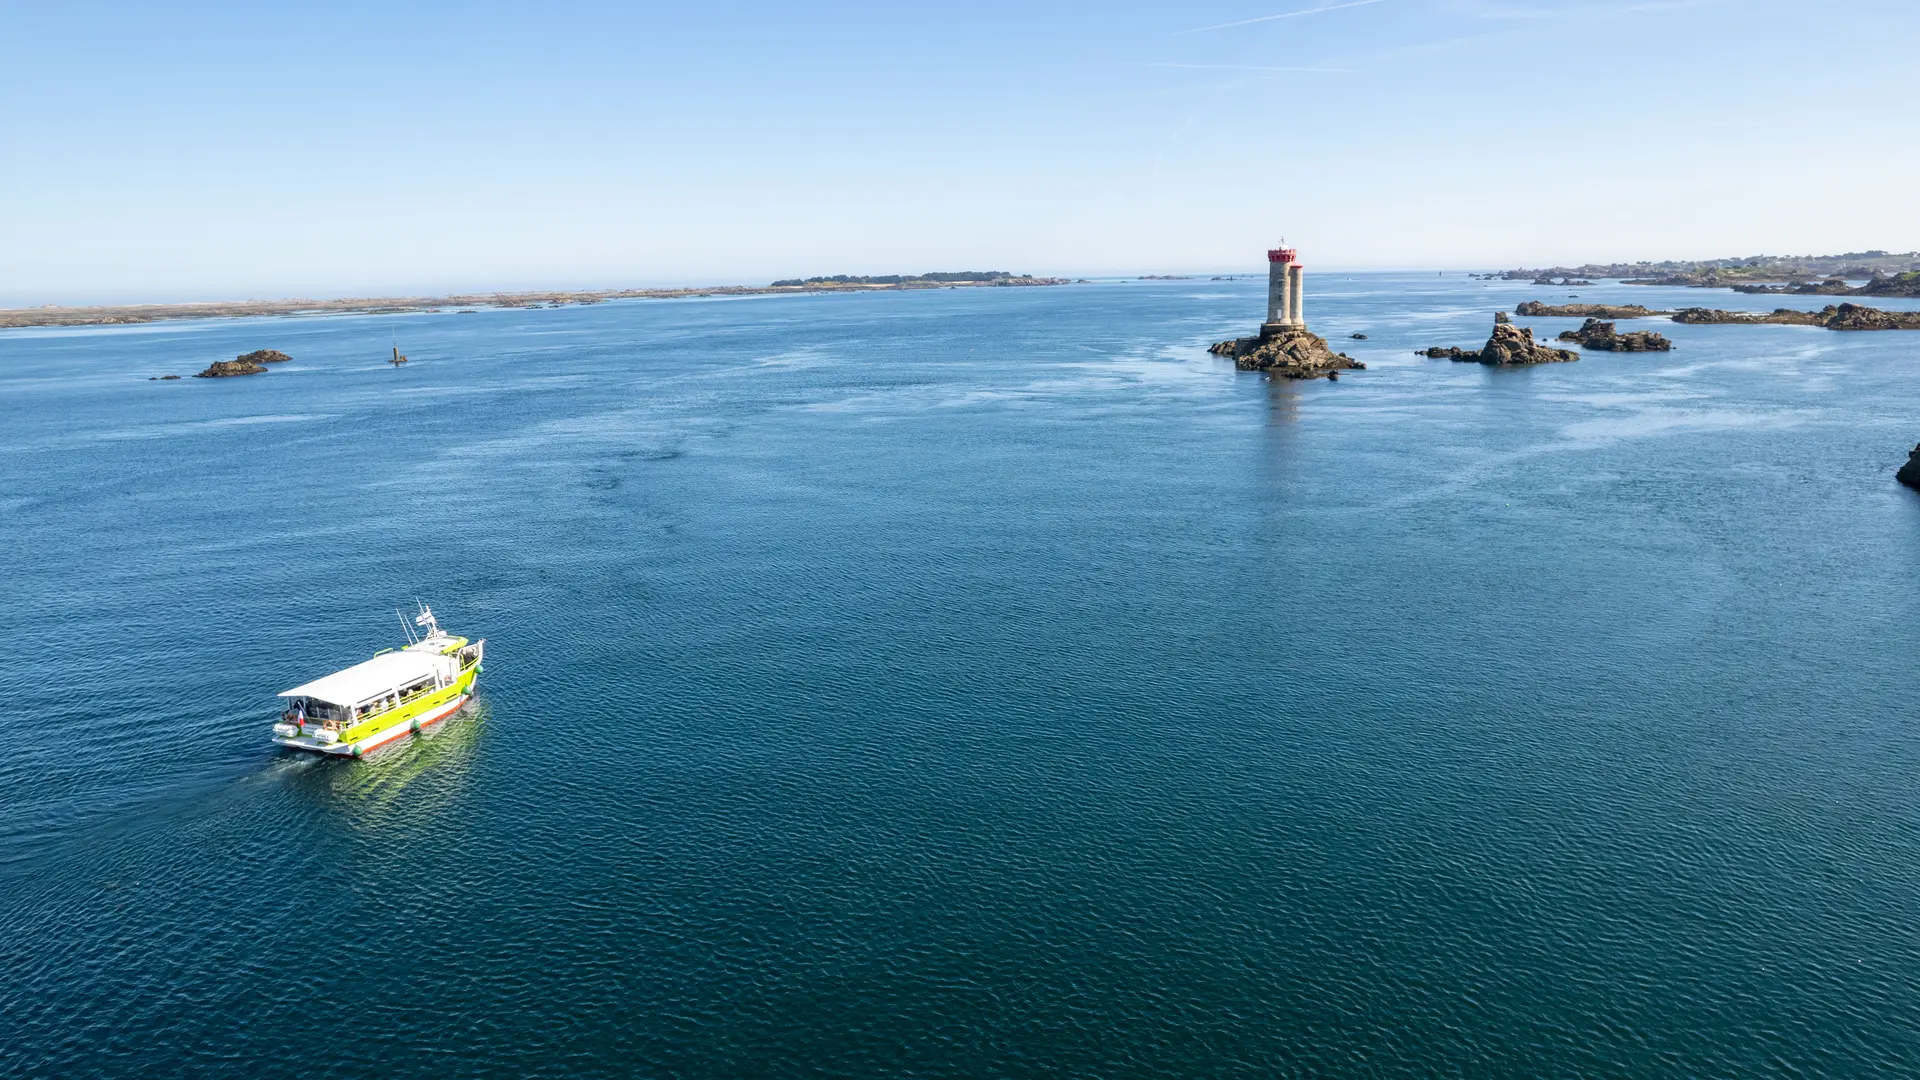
[0,272,1067,331]
[767,270,1054,287]
[1485,251,1920,294]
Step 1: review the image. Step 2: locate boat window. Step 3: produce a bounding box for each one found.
[297,700,344,723]
[400,677,435,699]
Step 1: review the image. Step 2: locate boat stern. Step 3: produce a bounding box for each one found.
[272,730,356,755]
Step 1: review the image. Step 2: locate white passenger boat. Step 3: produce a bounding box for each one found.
[271,605,484,757]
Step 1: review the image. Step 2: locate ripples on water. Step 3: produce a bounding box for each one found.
[4,277,1920,1076]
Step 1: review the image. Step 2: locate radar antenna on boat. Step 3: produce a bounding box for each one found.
[413,603,440,639]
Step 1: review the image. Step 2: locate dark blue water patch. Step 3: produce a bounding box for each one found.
[4,276,1920,1076]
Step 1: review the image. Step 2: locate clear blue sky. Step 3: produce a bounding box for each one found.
[3,0,1915,303]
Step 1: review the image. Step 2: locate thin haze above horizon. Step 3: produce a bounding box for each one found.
[3,0,1915,304]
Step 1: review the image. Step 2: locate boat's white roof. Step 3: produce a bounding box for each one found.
[280,650,453,706]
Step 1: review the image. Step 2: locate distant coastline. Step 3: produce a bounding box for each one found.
[0,272,1068,330]
[1482,251,1920,297]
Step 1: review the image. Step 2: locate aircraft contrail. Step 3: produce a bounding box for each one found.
[1177,0,1389,35]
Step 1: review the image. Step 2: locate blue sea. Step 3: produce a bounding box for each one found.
[5,275,1920,1076]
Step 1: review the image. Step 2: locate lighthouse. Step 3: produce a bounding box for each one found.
[1208,240,1357,377]
[1263,246,1305,334]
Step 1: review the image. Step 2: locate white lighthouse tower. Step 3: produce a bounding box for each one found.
[1263,245,1305,335]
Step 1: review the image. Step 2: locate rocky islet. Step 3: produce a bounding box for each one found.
[1210,327,1365,379]
[1556,319,1672,351]
[191,349,294,378]
[1515,301,1668,319]
[1419,317,1578,366]
[194,359,269,378]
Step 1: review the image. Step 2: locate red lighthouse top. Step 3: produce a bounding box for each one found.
[1267,247,1299,265]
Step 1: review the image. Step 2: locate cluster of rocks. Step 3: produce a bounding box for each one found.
[1862,272,1920,297]
[1418,318,1578,366]
[1671,303,1920,330]
[1822,304,1920,330]
[1513,299,1920,333]
[1515,301,1667,319]
[1670,307,1821,326]
[1209,327,1365,380]
[1556,319,1672,351]
[1531,276,1593,286]
[1623,272,1737,287]
[191,349,293,378]
[194,359,267,377]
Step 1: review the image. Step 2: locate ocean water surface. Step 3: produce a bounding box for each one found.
[4,275,1920,1076]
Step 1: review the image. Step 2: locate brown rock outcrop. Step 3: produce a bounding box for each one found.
[1859,272,1920,297]
[238,349,292,364]
[1670,307,1821,326]
[1475,321,1578,365]
[1209,327,1365,379]
[1556,319,1673,352]
[194,359,268,378]
[1823,303,1920,330]
[1420,319,1577,366]
[1515,301,1666,319]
